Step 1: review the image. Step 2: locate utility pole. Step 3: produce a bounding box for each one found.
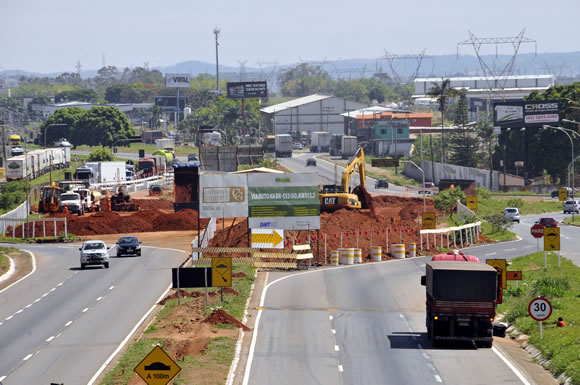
[214,27,221,91]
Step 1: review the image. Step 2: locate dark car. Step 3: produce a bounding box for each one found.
[306,158,317,166]
[187,153,199,161]
[536,217,559,228]
[375,179,389,189]
[116,236,142,257]
[552,187,573,199]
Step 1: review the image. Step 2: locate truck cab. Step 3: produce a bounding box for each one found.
[59,192,84,216]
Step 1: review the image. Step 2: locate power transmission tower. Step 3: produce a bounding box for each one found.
[379,50,430,85]
[76,61,82,76]
[457,29,537,99]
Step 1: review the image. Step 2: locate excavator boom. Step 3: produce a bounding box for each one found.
[320,147,368,211]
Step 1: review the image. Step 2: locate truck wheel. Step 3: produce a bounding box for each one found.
[104,262,109,269]
[81,263,86,270]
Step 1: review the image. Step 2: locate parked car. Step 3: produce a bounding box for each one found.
[306,158,317,166]
[375,179,389,189]
[79,240,110,269]
[563,199,580,214]
[116,236,142,257]
[503,207,520,223]
[293,142,304,150]
[536,217,559,228]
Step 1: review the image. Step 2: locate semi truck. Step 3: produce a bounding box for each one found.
[74,162,126,184]
[341,136,358,159]
[275,134,293,158]
[420,261,499,348]
[329,134,343,156]
[310,131,331,152]
[263,135,276,153]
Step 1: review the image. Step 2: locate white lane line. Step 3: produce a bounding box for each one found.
[0,250,36,295]
[0,376,6,382]
[329,315,333,320]
[5,316,13,321]
[505,248,516,251]
[57,282,63,287]
[427,363,436,371]
[23,353,33,361]
[417,344,423,349]
[564,236,571,240]
[422,352,429,360]
[338,365,344,372]
[65,321,73,327]
[82,308,89,313]
[49,287,56,292]
[524,245,534,248]
[485,252,497,256]
[334,345,340,352]
[331,329,336,334]
[96,296,103,301]
[15,309,22,314]
[434,375,442,382]
[0,322,3,326]
[109,285,115,290]
[25,304,32,308]
[41,293,48,298]
[34,298,41,303]
[492,347,531,385]
[46,336,55,342]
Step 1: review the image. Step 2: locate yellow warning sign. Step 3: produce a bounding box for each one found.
[251,229,284,248]
[486,259,507,289]
[134,346,181,385]
[543,227,560,251]
[422,212,436,230]
[558,188,568,201]
[212,257,232,287]
[466,196,478,211]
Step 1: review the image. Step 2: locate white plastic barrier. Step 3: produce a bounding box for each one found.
[408,243,417,258]
[331,250,339,266]
[419,221,481,252]
[343,248,355,265]
[371,246,382,262]
[354,248,362,263]
[392,244,405,259]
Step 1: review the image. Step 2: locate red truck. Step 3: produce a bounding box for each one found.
[421,261,499,348]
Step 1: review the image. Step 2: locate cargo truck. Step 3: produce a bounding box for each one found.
[310,131,331,152]
[263,135,276,153]
[74,162,126,184]
[275,134,293,158]
[341,136,358,159]
[420,261,499,348]
[329,134,343,156]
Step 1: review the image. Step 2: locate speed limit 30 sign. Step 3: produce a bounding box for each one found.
[528,297,552,321]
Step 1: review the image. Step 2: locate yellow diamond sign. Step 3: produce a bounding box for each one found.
[466,196,478,211]
[543,227,560,251]
[212,257,232,287]
[486,259,507,289]
[134,346,181,385]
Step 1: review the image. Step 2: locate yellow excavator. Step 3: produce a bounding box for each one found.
[320,147,369,211]
[38,182,64,213]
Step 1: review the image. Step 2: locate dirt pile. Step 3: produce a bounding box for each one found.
[158,290,204,305]
[203,309,250,331]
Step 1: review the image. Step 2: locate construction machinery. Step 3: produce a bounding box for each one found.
[320,147,369,211]
[38,182,64,213]
[110,188,140,211]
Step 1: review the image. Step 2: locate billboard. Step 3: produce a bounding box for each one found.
[247,173,320,230]
[155,96,186,112]
[493,100,560,129]
[199,174,248,218]
[165,73,191,88]
[226,81,268,99]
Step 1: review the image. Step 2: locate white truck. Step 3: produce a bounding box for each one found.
[5,156,28,181]
[275,134,293,158]
[73,187,102,212]
[310,131,331,153]
[74,161,127,184]
[59,191,84,216]
[155,138,175,151]
[203,132,222,146]
[341,136,358,159]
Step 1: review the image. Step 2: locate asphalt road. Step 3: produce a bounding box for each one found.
[0,242,187,384]
[243,258,528,385]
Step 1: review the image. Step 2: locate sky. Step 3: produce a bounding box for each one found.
[1,0,579,74]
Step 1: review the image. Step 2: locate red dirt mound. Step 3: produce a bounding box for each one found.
[203,309,250,331]
[158,290,204,305]
[232,272,247,278]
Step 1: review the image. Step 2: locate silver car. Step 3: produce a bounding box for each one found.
[503,207,520,223]
[79,240,110,269]
[563,199,580,214]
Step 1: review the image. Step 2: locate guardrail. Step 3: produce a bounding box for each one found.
[1,217,68,238]
[419,221,481,252]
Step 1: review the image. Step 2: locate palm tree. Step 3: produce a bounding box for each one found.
[428,78,459,164]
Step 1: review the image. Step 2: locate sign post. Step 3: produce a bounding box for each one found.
[528,297,552,340]
[466,196,478,212]
[135,346,181,385]
[543,227,561,268]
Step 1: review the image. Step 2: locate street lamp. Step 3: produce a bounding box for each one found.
[543,125,577,193]
[405,160,426,212]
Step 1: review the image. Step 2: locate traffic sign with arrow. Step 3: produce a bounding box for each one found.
[422,212,436,230]
[251,229,284,248]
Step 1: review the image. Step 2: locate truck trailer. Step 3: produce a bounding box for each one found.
[421,261,498,348]
[275,134,293,158]
[341,136,358,159]
[310,131,331,152]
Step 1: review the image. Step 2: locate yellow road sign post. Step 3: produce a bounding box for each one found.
[135,346,181,385]
[486,259,507,289]
[212,257,232,287]
[422,212,436,230]
[466,196,478,212]
[543,227,561,269]
[558,188,568,201]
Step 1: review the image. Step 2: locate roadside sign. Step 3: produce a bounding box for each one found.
[528,297,552,321]
[559,188,568,201]
[371,158,399,168]
[135,346,181,385]
[506,271,522,281]
[422,212,436,230]
[212,257,232,287]
[486,259,507,289]
[251,229,284,248]
[466,196,478,211]
[530,224,544,238]
[543,227,560,251]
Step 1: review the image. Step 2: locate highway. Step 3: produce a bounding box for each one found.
[0,242,186,384]
[243,258,529,385]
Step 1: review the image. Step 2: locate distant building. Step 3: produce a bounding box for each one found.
[260,94,367,137]
[30,101,154,120]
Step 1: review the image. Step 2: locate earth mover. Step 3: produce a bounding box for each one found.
[38,182,64,213]
[110,188,140,211]
[319,146,369,211]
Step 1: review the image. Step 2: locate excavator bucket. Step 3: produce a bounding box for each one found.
[352,185,371,210]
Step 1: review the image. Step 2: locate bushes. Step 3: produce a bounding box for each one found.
[88,147,114,162]
[483,213,512,233]
[0,180,28,214]
[506,198,524,208]
[531,277,571,297]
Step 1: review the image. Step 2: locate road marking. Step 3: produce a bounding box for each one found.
[41,292,48,297]
[57,282,63,287]
[34,298,41,303]
[46,336,55,342]
[329,315,333,320]
[434,375,442,382]
[50,287,56,292]
[492,347,531,385]
[564,236,571,240]
[422,352,429,360]
[417,344,423,349]
[65,321,72,327]
[96,296,103,301]
[524,245,534,248]
[15,309,22,314]
[485,252,497,256]
[506,248,516,251]
[334,345,340,351]
[109,285,115,290]
[427,363,435,371]
[25,304,32,308]
[338,365,344,372]
[5,316,13,321]
[23,353,33,361]
[82,308,89,313]
[0,376,6,382]
[331,329,336,334]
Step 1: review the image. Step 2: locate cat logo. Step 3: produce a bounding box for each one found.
[323,197,337,205]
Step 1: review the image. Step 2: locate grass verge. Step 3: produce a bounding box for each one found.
[478,197,561,218]
[498,252,579,383]
[442,214,517,243]
[99,263,256,385]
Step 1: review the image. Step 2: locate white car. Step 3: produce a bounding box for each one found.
[79,240,110,269]
[292,142,303,150]
[563,199,580,214]
[503,207,520,223]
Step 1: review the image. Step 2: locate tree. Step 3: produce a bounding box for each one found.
[428,79,459,164]
[40,107,86,146]
[88,147,114,161]
[433,187,466,221]
[448,90,479,167]
[76,106,135,147]
[278,63,330,97]
[54,88,97,103]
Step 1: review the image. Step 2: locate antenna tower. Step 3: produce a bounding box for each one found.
[379,49,430,85]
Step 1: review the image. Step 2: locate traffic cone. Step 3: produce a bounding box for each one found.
[62,204,69,215]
